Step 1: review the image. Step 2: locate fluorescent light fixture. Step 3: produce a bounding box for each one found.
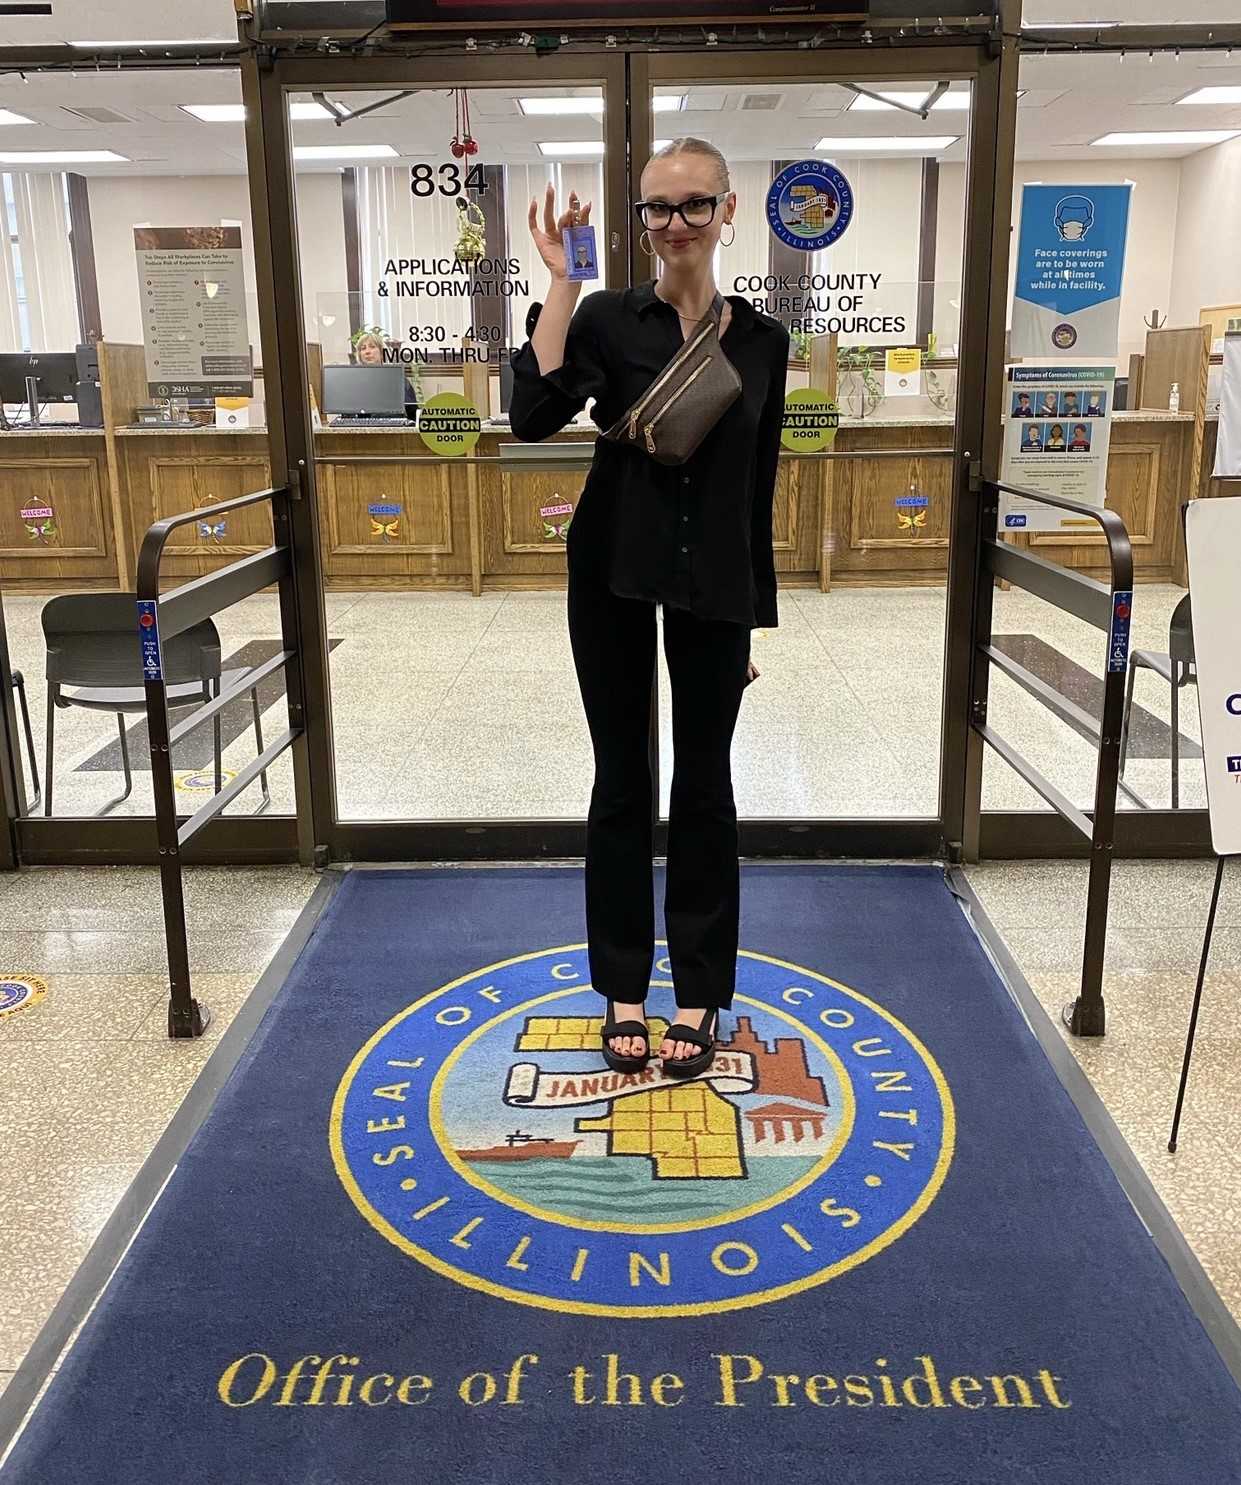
[181,101,334,122]
[521,94,682,115]
[1021,19,1118,27]
[537,140,604,156]
[71,37,235,48]
[1091,129,1241,147]
[849,90,971,112]
[0,149,128,163]
[292,143,398,160]
[0,109,33,126]
[814,135,958,152]
[521,97,603,115]
[1177,86,1241,106]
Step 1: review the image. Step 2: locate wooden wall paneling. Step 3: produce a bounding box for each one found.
[148,454,275,578]
[0,450,112,588]
[320,457,455,580]
[1127,352,1144,410]
[466,457,482,597]
[98,341,149,588]
[1199,303,1241,343]
[810,334,837,592]
[1140,325,1209,584]
[1023,417,1189,583]
[1139,326,1209,412]
[829,425,954,585]
[499,465,587,559]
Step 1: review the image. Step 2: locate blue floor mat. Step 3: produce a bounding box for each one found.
[4,864,1240,1484]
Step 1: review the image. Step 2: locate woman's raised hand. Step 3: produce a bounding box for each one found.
[527,183,592,281]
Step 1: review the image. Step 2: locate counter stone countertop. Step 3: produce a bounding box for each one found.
[0,424,106,436]
[95,408,1204,437]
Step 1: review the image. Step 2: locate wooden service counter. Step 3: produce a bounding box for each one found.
[0,427,119,589]
[0,408,1205,595]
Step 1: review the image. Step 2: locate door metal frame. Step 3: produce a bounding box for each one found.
[0,9,1220,869]
[240,19,1018,866]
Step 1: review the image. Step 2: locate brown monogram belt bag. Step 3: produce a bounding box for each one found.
[601,291,742,467]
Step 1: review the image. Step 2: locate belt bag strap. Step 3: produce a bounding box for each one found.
[601,291,743,467]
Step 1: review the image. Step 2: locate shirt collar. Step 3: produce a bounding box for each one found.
[632,277,768,331]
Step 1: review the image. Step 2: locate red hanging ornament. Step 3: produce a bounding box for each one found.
[449,88,478,160]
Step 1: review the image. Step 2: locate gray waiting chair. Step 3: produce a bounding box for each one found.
[41,593,270,817]
[1118,593,1196,809]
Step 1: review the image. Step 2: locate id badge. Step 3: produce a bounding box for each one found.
[563,223,599,281]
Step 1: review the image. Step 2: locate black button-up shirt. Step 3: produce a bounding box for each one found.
[508,278,790,629]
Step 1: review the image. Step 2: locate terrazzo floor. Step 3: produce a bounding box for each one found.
[0,854,1238,1447]
[1,582,1207,823]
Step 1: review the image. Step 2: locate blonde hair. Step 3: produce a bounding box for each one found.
[645,136,730,192]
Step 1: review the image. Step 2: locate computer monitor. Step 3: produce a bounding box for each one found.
[322,363,406,416]
[1113,377,1129,412]
[0,351,79,406]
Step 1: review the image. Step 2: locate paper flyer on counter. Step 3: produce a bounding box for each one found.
[1000,366,1115,533]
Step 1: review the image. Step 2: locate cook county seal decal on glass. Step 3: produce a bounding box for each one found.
[331,945,954,1317]
[766,160,854,252]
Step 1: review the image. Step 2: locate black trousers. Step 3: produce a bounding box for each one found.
[567,562,751,1011]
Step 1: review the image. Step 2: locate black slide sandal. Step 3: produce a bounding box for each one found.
[660,1007,720,1078]
[600,999,651,1071]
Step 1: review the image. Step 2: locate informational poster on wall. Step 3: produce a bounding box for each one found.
[133,226,253,398]
[1185,496,1241,855]
[1010,184,1131,358]
[1213,332,1241,478]
[999,366,1115,532]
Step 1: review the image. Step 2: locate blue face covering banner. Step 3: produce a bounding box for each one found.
[1010,184,1132,357]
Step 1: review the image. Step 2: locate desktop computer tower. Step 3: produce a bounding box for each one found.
[75,342,104,427]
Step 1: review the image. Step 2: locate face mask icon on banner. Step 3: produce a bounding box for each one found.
[1054,195,1095,241]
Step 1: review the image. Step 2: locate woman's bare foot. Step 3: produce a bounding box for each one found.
[607,1000,648,1059]
[659,1007,714,1063]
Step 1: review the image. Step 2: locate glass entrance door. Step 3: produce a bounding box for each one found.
[249,32,1009,862]
[634,61,973,828]
[282,61,628,832]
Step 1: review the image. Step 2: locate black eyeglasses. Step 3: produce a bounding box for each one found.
[633,192,728,230]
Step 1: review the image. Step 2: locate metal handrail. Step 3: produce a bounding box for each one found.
[138,483,301,1039]
[136,486,286,604]
[311,447,956,467]
[979,478,1136,1037]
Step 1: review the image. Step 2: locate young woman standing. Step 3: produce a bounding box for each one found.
[510,137,790,1079]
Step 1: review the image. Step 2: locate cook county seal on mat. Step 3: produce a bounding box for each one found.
[332,944,953,1317]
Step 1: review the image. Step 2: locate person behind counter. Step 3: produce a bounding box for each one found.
[508,136,789,1081]
[351,324,419,418]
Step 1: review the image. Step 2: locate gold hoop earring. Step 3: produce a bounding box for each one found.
[720,221,735,247]
[639,229,655,257]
